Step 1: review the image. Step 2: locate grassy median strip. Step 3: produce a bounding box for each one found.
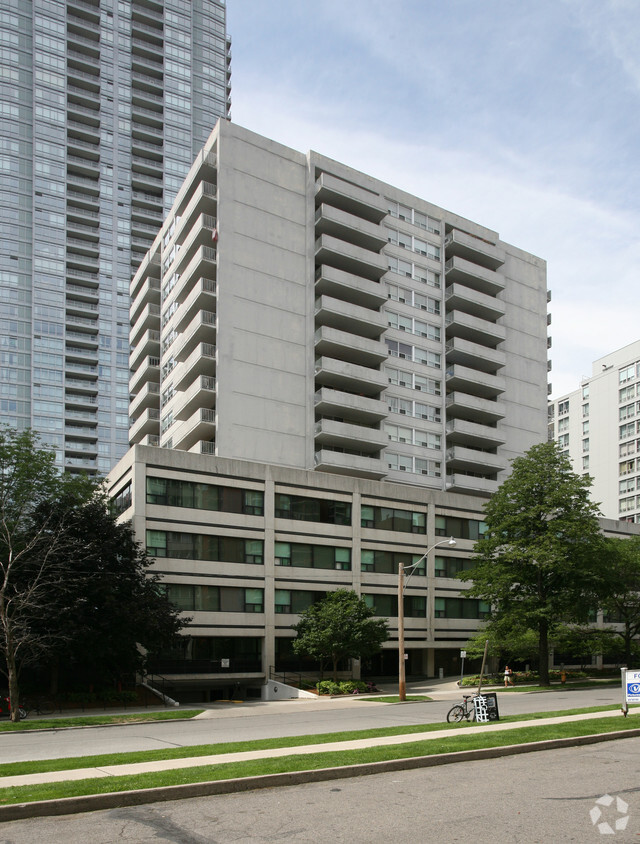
[0,714,638,806]
[0,703,634,779]
[0,710,204,733]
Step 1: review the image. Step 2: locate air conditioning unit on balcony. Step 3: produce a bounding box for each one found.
[399,381,408,387]
[399,409,407,414]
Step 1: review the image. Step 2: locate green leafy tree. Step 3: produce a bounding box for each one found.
[292,590,388,681]
[29,491,185,693]
[0,428,90,719]
[598,536,640,666]
[465,441,606,686]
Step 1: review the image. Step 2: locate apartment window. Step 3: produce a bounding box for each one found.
[274,589,325,614]
[274,542,351,571]
[434,556,476,578]
[360,505,426,534]
[557,417,569,433]
[620,478,636,494]
[146,477,264,515]
[434,597,490,619]
[620,423,636,440]
[558,400,569,415]
[620,460,635,475]
[582,384,590,399]
[620,403,636,421]
[361,549,425,575]
[620,365,636,384]
[620,385,635,402]
[583,438,590,453]
[161,584,263,614]
[582,421,589,435]
[274,494,351,525]
[146,531,264,564]
[557,434,569,448]
[583,456,590,471]
[435,515,487,540]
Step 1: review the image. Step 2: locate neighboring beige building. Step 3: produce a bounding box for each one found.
[549,340,640,522]
[111,120,557,700]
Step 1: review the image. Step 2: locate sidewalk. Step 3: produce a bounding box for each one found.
[2,705,635,790]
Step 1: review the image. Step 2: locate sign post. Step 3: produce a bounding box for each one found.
[459,650,466,687]
[623,668,640,716]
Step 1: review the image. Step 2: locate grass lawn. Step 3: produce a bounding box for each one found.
[0,709,204,732]
[0,711,638,806]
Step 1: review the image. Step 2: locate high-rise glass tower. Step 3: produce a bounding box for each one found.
[0,0,231,475]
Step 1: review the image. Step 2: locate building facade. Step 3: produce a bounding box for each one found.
[106,121,558,699]
[0,0,230,475]
[549,340,640,522]
[129,121,550,494]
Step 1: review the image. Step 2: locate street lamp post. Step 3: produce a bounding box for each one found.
[398,536,456,701]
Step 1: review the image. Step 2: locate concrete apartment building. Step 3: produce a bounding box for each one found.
[0,0,230,475]
[549,340,640,522]
[109,120,552,699]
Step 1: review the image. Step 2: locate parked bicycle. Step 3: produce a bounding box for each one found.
[446,694,477,723]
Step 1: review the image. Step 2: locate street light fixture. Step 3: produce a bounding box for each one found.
[398,536,456,701]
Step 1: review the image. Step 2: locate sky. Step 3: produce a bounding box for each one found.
[226,0,640,399]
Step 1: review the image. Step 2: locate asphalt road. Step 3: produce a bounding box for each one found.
[0,685,625,764]
[2,736,639,843]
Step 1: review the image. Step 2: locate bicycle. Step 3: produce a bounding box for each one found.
[446,694,477,723]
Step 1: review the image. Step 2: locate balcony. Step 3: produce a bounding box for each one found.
[315,264,387,310]
[314,387,387,424]
[314,326,388,368]
[315,204,387,252]
[130,302,161,347]
[167,221,217,280]
[315,172,386,223]
[174,375,216,421]
[130,276,161,323]
[444,229,505,270]
[445,283,505,322]
[444,257,504,297]
[65,330,98,349]
[445,337,506,374]
[445,364,506,399]
[314,356,387,397]
[445,310,506,347]
[169,310,216,363]
[315,234,387,282]
[129,355,160,394]
[130,329,160,372]
[445,418,506,449]
[171,408,216,452]
[129,407,160,444]
[445,473,499,497]
[314,295,386,339]
[169,247,217,302]
[445,392,506,424]
[314,418,386,453]
[314,449,386,480]
[168,278,216,332]
[445,445,505,474]
[172,343,216,391]
[129,380,160,417]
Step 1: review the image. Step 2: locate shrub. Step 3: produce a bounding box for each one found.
[317,680,341,695]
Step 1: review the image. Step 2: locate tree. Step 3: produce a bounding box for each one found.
[0,427,89,720]
[598,536,640,666]
[465,441,606,686]
[292,590,388,681]
[28,491,185,692]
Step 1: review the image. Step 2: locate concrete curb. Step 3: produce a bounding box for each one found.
[2,727,639,822]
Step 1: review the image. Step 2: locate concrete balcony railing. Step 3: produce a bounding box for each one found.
[173,375,216,422]
[172,407,216,452]
[314,294,386,339]
[314,387,387,424]
[445,392,506,424]
[130,275,161,323]
[445,364,506,399]
[315,203,387,252]
[129,407,160,444]
[129,355,160,395]
[445,337,506,374]
[445,473,499,497]
[314,418,387,454]
[315,234,387,282]
[172,342,216,391]
[444,256,504,297]
[130,329,160,372]
[445,283,505,322]
[314,326,388,369]
[315,172,386,223]
[315,264,387,310]
[445,445,505,474]
[314,356,387,398]
[445,418,506,449]
[444,228,505,270]
[129,380,160,417]
[314,449,387,480]
[445,310,506,348]
[130,302,161,346]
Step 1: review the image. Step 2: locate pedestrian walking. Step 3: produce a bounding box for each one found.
[504,665,514,687]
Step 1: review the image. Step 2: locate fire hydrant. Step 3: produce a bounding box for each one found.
[560,669,567,685]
